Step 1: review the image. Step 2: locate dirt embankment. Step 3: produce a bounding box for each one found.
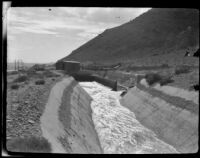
[6,77,62,151]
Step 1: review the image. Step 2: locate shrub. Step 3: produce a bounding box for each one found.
[35,80,45,85]
[161,63,169,68]
[24,80,29,84]
[159,76,174,86]
[26,70,36,76]
[7,71,18,75]
[145,73,162,86]
[7,136,51,153]
[11,84,19,90]
[55,74,60,77]
[13,75,28,83]
[190,84,199,91]
[27,70,43,79]
[145,73,174,86]
[35,67,45,71]
[174,65,191,75]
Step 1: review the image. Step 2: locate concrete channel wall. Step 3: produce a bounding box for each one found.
[74,70,198,153]
[58,79,103,153]
[41,76,102,153]
[120,75,199,153]
[44,73,198,153]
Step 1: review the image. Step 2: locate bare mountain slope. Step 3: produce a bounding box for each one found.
[60,8,199,64]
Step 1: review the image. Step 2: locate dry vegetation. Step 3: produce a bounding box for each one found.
[10,84,19,90]
[145,73,174,86]
[6,67,65,153]
[13,75,28,83]
[43,70,61,78]
[7,136,51,153]
[35,80,45,85]
[82,56,199,90]
[174,65,191,75]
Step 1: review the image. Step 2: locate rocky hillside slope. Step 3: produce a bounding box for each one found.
[60,8,199,64]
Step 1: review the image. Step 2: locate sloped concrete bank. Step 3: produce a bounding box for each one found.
[58,79,102,153]
[40,77,73,153]
[40,77,102,153]
[120,76,199,153]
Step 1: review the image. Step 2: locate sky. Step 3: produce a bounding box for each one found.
[6,7,151,63]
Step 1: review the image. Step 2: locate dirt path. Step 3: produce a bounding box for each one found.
[153,83,199,104]
[140,78,199,104]
[40,77,73,153]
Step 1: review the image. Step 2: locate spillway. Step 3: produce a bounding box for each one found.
[79,82,178,154]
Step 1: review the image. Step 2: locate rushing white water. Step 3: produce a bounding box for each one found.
[79,82,178,154]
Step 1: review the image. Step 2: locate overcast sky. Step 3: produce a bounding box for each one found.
[7,7,151,63]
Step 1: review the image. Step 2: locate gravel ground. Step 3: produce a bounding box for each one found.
[6,74,64,145]
[168,68,199,90]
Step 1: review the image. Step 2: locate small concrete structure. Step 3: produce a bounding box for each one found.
[63,61,80,74]
[55,60,64,70]
[55,60,81,74]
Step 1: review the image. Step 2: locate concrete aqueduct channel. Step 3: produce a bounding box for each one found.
[40,75,198,153]
[40,77,102,153]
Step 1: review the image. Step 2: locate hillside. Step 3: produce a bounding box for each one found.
[59,8,199,64]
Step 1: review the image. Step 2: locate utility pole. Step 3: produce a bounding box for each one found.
[21,59,24,70]
[19,59,21,70]
[17,59,21,77]
[14,59,16,71]
[17,60,19,71]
